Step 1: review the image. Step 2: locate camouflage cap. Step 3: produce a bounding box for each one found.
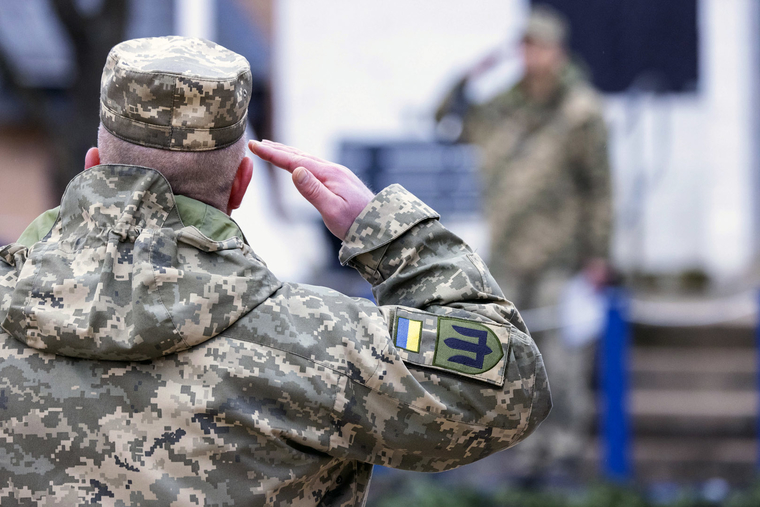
[100,36,252,151]
[523,4,569,46]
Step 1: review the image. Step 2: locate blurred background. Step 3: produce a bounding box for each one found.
[2,0,760,505]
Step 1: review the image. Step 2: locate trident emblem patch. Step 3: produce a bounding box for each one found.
[433,318,503,375]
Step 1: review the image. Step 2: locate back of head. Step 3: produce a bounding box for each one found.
[97,127,246,211]
[521,5,570,83]
[98,36,252,211]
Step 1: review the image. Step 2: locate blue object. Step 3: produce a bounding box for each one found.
[600,288,631,480]
[396,317,410,349]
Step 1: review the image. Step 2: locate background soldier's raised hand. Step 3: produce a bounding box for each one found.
[249,140,375,240]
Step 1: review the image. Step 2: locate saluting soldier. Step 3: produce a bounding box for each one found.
[437,5,612,480]
[0,36,550,505]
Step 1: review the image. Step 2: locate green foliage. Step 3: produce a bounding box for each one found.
[371,481,496,507]
[723,481,760,507]
[493,487,573,507]
[368,480,760,507]
[579,484,651,507]
[370,481,651,507]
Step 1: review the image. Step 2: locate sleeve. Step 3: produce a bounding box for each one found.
[434,76,469,124]
[306,184,551,471]
[434,77,491,144]
[567,112,613,262]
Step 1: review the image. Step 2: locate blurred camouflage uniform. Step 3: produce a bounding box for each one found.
[436,9,611,478]
[438,68,611,304]
[0,37,550,506]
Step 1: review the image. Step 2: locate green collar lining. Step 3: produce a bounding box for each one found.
[174,195,247,243]
[17,196,246,248]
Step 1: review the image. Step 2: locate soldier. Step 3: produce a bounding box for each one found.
[437,5,612,480]
[0,36,550,505]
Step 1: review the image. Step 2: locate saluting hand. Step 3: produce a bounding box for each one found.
[249,140,375,240]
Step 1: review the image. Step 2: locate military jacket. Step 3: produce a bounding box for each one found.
[440,65,612,284]
[0,165,550,506]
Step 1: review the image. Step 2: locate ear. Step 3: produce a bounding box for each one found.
[84,148,100,170]
[227,156,253,215]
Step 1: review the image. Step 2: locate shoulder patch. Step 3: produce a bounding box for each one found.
[434,317,504,375]
[391,308,510,386]
[395,316,422,352]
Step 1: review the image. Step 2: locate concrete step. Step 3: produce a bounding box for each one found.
[635,460,757,484]
[630,347,756,390]
[632,324,754,348]
[587,437,755,464]
[630,389,756,418]
[592,389,757,437]
[631,347,756,374]
[599,317,758,482]
[633,437,755,464]
[632,415,755,438]
[584,437,758,484]
[640,439,758,484]
[632,372,755,391]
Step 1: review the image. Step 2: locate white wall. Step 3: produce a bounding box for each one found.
[606,94,707,274]
[607,0,757,280]
[274,1,526,157]
[267,0,528,270]
[702,0,756,279]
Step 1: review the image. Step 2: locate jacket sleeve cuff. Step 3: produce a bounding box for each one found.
[338,184,439,278]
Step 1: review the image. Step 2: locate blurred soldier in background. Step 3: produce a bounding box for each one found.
[0,36,550,505]
[437,5,612,481]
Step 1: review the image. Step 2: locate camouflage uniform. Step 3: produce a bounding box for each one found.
[438,60,611,477]
[0,36,550,506]
[441,64,612,301]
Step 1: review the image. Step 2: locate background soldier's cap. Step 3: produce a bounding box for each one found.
[100,36,252,151]
[523,4,569,46]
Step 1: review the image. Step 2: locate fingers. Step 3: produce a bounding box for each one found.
[248,140,375,239]
[261,140,326,164]
[291,166,337,212]
[249,140,330,177]
[248,141,304,173]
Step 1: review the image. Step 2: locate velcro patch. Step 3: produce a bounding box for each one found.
[391,308,509,386]
[433,317,504,375]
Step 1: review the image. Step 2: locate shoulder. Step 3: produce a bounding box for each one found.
[227,281,390,383]
[561,81,605,127]
[265,282,382,319]
[265,282,389,338]
[485,82,524,111]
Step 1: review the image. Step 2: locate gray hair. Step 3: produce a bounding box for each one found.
[97,125,247,212]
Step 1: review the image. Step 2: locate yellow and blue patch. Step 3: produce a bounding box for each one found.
[395,316,422,353]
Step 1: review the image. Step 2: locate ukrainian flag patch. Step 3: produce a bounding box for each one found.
[395,316,422,353]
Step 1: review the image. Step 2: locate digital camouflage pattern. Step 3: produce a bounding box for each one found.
[437,64,612,304]
[100,36,252,151]
[0,165,550,506]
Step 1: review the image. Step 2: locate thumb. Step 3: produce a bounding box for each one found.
[292,167,332,210]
